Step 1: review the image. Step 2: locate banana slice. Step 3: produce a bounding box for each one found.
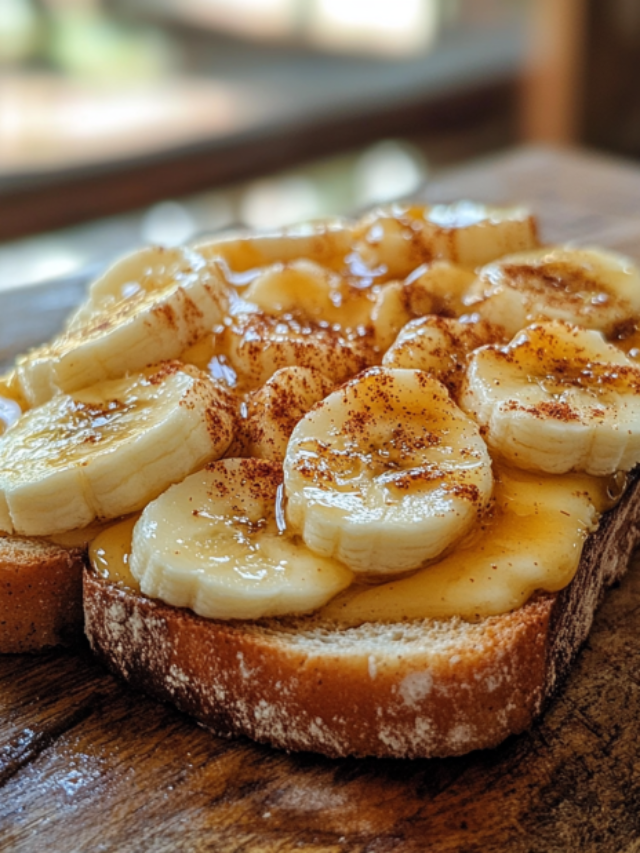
[383,316,505,396]
[194,219,356,276]
[369,262,482,353]
[460,321,640,476]
[243,259,374,329]
[220,312,375,389]
[368,281,413,352]
[352,202,539,280]
[0,363,235,536]
[237,366,334,462]
[130,458,353,620]
[404,260,477,317]
[67,245,206,329]
[466,246,640,337]
[284,367,493,575]
[17,246,230,405]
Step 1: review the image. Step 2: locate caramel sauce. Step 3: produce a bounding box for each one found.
[90,516,140,590]
[181,336,239,389]
[49,517,118,549]
[90,465,622,624]
[611,322,640,361]
[320,465,616,625]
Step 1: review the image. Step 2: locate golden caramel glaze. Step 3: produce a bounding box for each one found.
[608,318,640,361]
[321,463,606,624]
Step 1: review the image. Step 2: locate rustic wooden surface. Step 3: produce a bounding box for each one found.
[2,146,640,852]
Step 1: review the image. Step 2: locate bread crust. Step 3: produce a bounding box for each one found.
[1,537,85,653]
[83,472,640,759]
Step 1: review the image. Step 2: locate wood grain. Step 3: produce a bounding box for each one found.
[2,146,640,852]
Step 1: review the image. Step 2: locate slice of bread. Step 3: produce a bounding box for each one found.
[83,470,640,759]
[0,536,85,653]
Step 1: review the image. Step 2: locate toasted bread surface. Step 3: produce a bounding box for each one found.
[0,537,85,653]
[83,472,640,759]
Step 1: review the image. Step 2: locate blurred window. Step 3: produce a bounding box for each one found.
[0,0,528,289]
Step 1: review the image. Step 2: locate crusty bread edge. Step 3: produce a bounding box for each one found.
[1,538,86,653]
[83,471,640,759]
[545,470,640,696]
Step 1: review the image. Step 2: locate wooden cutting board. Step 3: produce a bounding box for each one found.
[2,146,640,853]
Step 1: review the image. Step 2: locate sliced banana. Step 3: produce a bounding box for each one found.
[466,246,640,337]
[383,316,504,396]
[237,366,334,462]
[0,363,235,536]
[130,458,353,620]
[17,246,230,405]
[352,202,539,280]
[67,245,206,328]
[369,281,413,352]
[220,312,375,389]
[369,263,480,353]
[404,260,477,317]
[460,321,640,476]
[243,259,374,329]
[194,219,356,276]
[284,367,493,576]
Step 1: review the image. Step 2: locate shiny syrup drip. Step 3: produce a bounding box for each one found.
[90,516,140,590]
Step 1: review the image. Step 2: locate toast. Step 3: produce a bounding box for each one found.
[83,469,640,759]
[0,535,85,653]
[3,202,640,761]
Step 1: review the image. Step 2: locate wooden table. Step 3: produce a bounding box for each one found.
[2,146,640,852]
